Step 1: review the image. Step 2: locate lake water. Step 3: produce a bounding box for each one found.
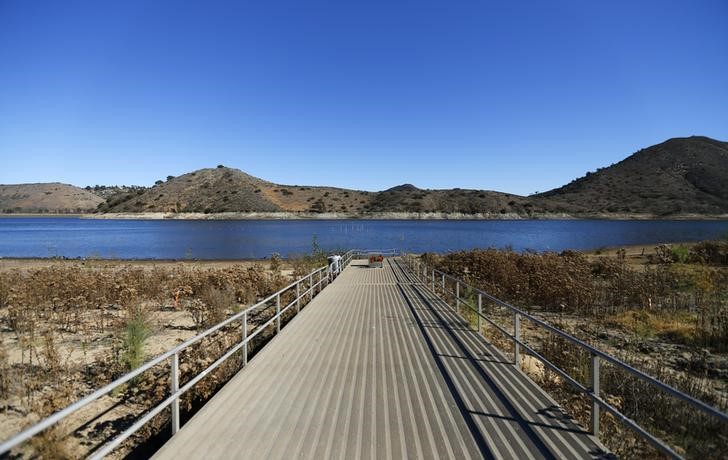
[0,217,727,260]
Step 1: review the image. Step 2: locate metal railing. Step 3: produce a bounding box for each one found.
[1,250,362,458]
[349,248,399,258]
[401,255,728,460]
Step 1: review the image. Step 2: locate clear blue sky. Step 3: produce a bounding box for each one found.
[1,1,727,195]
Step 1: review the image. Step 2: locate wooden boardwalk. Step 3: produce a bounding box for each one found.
[154,258,610,459]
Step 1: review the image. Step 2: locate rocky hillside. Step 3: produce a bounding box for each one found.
[85,185,148,200]
[367,185,553,214]
[98,167,281,213]
[98,166,387,214]
[536,136,728,215]
[0,183,104,213]
[97,166,563,215]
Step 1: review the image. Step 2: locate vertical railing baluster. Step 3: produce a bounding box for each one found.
[309,273,313,301]
[456,281,460,314]
[477,293,482,334]
[241,311,248,367]
[431,269,435,291]
[296,280,301,313]
[514,312,521,368]
[242,311,248,366]
[591,354,600,437]
[171,352,179,435]
[276,293,281,333]
[441,273,445,296]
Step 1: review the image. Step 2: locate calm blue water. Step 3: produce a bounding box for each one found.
[0,218,727,259]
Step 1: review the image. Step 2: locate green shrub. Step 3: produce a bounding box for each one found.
[672,245,690,263]
[122,310,152,372]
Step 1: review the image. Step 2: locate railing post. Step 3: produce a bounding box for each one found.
[170,352,179,435]
[456,281,460,314]
[514,312,521,367]
[477,293,482,333]
[441,273,445,295]
[276,293,281,333]
[309,273,313,301]
[241,311,248,367]
[431,269,435,291]
[591,354,600,437]
[296,280,301,313]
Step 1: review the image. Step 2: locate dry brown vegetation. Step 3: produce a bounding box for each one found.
[0,253,327,458]
[422,240,728,459]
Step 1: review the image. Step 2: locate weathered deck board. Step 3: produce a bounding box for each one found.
[153,258,610,459]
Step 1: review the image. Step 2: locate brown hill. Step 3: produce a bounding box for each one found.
[98,166,377,214]
[99,167,281,213]
[536,136,728,215]
[98,166,558,215]
[0,183,104,213]
[368,186,548,214]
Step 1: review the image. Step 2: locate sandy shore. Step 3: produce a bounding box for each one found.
[1,211,723,220]
[0,258,269,272]
[84,211,569,220]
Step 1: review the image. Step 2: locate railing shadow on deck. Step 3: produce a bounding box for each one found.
[397,255,728,460]
[391,260,606,460]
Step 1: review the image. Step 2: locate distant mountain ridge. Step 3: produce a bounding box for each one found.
[97,166,552,215]
[0,183,103,214]
[3,136,727,217]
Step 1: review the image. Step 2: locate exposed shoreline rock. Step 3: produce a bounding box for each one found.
[83,211,728,220]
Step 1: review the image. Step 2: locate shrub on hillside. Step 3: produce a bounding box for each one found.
[689,240,728,265]
[423,247,728,350]
[424,249,596,311]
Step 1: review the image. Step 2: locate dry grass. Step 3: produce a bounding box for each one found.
[0,258,319,458]
[423,241,728,351]
[421,243,728,458]
[607,310,697,345]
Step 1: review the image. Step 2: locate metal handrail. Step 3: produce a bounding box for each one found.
[1,249,363,457]
[349,248,400,257]
[400,255,727,459]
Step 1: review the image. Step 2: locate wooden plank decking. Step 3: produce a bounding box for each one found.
[153,258,610,459]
